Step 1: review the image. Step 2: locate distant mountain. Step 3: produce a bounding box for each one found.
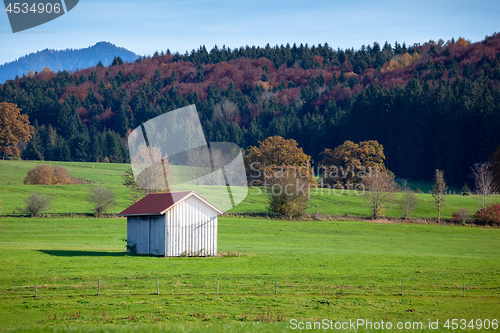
[0,42,139,83]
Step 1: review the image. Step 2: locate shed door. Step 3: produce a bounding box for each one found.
[134,218,150,254]
[148,217,165,256]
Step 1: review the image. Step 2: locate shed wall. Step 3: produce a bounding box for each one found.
[127,215,165,255]
[165,195,218,256]
[149,216,166,256]
[127,216,148,254]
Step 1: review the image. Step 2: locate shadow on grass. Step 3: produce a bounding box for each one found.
[38,250,127,257]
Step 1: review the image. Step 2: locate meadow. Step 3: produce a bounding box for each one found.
[0,160,497,219]
[0,217,499,331]
[0,160,499,332]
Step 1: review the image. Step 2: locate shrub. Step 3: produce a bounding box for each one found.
[19,192,52,217]
[88,186,116,217]
[452,208,470,224]
[461,184,470,196]
[24,165,79,185]
[52,166,74,185]
[24,165,52,185]
[398,189,419,220]
[126,241,137,254]
[265,167,310,217]
[474,203,500,226]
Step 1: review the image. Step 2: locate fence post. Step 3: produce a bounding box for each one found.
[217,280,219,295]
[463,284,465,297]
[157,282,160,296]
[401,282,403,296]
[97,279,100,296]
[35,284,37,298]
[275,281,278,295]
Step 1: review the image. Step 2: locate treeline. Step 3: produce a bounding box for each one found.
[1,34,500,184]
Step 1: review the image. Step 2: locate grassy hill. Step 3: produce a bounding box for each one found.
[0,160,498,220]
[0,160,131,215]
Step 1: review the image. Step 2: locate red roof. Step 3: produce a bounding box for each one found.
[117,191,193,216]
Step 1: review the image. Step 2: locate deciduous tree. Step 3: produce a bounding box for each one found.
[265,167,309,217]
[472,162,497,212]
[361,168,396,218]
[19,192,52,218]
[320,140,386,187]
[88,186,116,217]
[432,169,447,223]
[0,102,34,157]
[124,143,174,203]
[398,189,419,220]
[245,136,316,187]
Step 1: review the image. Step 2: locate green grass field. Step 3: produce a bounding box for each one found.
[1,160,498,219]
[0,160,499,332]
[0,217,499,331]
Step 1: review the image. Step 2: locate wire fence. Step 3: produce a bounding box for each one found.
[2,280,499,299]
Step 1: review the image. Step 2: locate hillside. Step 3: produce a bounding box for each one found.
[1,35,500,185]
[0,42,138,83]
[1,160,497,219]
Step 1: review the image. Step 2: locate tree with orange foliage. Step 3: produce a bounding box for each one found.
[0,102,34,157]
[244,136,316,187]
[456,37,470,47]
[319,140,386,187]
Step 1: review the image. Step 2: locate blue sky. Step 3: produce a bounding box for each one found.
[0,0,499,65]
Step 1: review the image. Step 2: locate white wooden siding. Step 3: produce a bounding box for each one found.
[165,195,218,257]
[127,194,219,257]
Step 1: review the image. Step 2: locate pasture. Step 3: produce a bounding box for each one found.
[0,160,499,331]
[0,217,499,331]
[0,160,497,219]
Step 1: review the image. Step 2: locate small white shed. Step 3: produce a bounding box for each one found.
[118,191,223,257]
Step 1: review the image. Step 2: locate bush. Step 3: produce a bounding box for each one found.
[19,192,52,217]
[398,189,419,220]
[24,165,52,185]
[474,203,500,226]
[23,165,79,185]
[265,167,310,217]
[52,166,74,185]
[461,184,470,196]
[88,186,116,217]
[452,208,470,224]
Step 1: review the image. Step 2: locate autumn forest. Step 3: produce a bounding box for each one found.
[1,35,500,185]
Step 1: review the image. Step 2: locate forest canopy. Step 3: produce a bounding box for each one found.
[1,34,500,185]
